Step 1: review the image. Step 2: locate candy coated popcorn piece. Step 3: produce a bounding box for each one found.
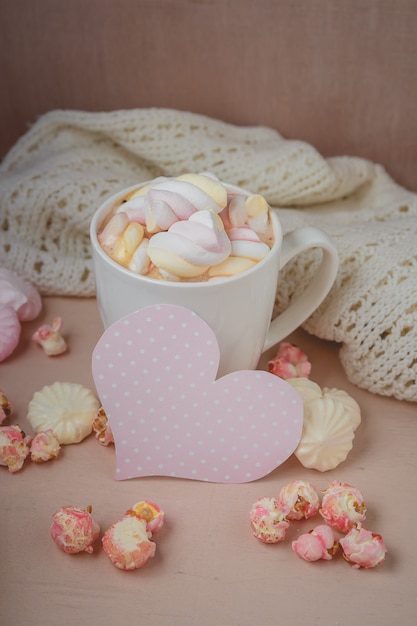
[32,317,67,356]
[339,524,387,569]
[51,505,100,554]
[278,479,320,521]
[0,425,32,473]
[268,342,311,380]
[30,429,61,463]
[249,497,290,543]
[92,407,114,446]
[128,501,165,534]
[320,481,366,533]
[102,514,156,570]
[0,390,13,425]
[292,525,338,562]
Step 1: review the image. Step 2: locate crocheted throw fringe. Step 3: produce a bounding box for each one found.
[1,108,416,402]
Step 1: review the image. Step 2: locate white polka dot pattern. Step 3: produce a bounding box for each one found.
[92,305,303,483]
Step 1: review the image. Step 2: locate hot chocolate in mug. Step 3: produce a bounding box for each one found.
[90,181,339,377]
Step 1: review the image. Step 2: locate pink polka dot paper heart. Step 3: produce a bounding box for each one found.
[92,305,303,483]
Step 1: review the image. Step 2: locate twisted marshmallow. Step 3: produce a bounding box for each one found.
[98,212,151,275]
[148,210,231,278]
[117,173,227,233]
[208,226,269,278]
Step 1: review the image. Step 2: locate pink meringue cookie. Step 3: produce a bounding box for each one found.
[268,342,312,380]
[320,481,367,533]
[148,210,232,278]
[0,268,42,322]
[0,306,21,362]
[292,524,339,562]
[51,505,100,554]
[102,514,156,570]
[30,429,61,463]
[339,523,387,569]
[0,424,33,473]
[0,390,13,425]
[278,479,320,521]
[249,496,290,543]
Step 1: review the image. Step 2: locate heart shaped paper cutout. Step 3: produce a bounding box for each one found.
[92,304,303,483]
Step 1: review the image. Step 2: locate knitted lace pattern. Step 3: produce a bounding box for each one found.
[1,108,416,401]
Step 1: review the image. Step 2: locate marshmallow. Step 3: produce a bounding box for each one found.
[148,210,231,278]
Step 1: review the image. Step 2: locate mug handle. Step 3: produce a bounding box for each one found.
[262,226,339,352]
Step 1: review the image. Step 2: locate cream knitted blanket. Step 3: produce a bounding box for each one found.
[1,108,416,402]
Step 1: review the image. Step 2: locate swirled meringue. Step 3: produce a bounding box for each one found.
[287,378,361,471]
[148,210,232,278]
[27,382,100,444]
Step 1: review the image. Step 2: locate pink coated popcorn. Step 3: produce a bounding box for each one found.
[339,524,387,569]
[249,497,290,543]
[292,524,339,562]
[102,514,156,570]
[278,479,320,521]
[51,505,100,554]
[0,390,13,425]
[30,429,61,463]
[32,317,67,356]
[0,424,33,473]
[320,481,367,533]
[92,407,114,446]
[127,501,165,534]
[268,342,312,380]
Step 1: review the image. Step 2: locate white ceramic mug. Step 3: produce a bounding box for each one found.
[90,183,339,377]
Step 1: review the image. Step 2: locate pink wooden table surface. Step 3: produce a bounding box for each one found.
[1,296,416,626]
